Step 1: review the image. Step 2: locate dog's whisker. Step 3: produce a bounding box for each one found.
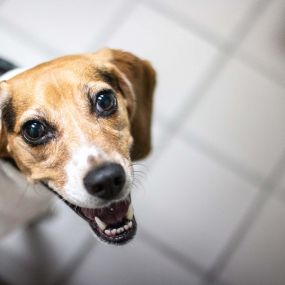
[131,161,149,169]
[133,170,147,176]
[131,179,145,192]
[131,175,145,190]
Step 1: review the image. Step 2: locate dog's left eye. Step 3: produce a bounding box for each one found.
[94,90,117,117]
[22,120,52,145]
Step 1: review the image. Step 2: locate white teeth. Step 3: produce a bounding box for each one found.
[95,216,107,231]
[101,205,135,237]
[126,204,134,220]
[104,222,131,236]
[116,228,122,234]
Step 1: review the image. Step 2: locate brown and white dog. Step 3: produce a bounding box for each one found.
[0,48,156,245]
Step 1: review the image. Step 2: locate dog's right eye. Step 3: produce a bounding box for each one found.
[92,89,117,117]
[22,120,53,146]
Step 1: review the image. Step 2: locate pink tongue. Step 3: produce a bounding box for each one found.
[81,200,129,225]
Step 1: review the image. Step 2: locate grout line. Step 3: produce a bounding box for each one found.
[0,17,61,58]
[236,49,285,89]
[86,0,140,50]
[200,150,285,285]
[180,131,263,186]
[139,229,206,280]
[52,236,97,285]
[141,0,230,52]
[227,0,272,43]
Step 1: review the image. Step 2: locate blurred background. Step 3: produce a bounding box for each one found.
[0,0,285,284]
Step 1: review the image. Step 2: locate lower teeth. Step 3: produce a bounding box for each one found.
[104,220,133,236]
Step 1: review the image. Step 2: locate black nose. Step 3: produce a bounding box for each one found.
[83,163,126,200]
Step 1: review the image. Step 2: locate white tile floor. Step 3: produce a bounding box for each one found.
[0,0,284,285]
[182,57,285,179]
[221,197,285,285]
[239,0,285,83]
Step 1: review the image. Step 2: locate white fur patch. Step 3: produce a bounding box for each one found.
[63,144,106,207]
[0,68,27,81]
[62,144,133,208]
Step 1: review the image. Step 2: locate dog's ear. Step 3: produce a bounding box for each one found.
[96,49,156,161]
[0,81,11,158]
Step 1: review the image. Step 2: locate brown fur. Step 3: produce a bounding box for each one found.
[0,48,156,191]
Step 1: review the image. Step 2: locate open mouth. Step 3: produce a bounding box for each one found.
[49,189,137,245]
[40,180,136,245]
[74,195,137,245]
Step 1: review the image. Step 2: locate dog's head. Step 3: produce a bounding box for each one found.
[0,48,156,244]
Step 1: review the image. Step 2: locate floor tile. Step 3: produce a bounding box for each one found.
[68,234,201,285]
[107,3,219,123]
[151,0,259,41]
[132,135,258,269]
[0,201,92,285]
[239,0,285,82]
[0,24,50,67]
[0,0,127,54]
[182,58,285,178]
[221,197,285,285]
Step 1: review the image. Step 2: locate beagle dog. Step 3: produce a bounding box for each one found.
[0,49,156,245]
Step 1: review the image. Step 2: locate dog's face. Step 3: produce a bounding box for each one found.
[0,49,156,244]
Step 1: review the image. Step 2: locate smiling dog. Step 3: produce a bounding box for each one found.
[0,48,156,245]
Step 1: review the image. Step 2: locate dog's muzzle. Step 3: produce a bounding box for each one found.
[43,163,137,245]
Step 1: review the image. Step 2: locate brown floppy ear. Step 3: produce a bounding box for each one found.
[97,49,156,161]
[0,81,11,158]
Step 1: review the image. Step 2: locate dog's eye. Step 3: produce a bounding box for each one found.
[22,120,52,145]
[94,90,117,117]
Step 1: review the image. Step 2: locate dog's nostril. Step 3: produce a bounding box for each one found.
[83,163,126,200]
[96,184,104,193]
[114,176,123,186]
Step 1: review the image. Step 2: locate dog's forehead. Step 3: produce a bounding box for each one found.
[7,57,109,114]
[11,58,99,93]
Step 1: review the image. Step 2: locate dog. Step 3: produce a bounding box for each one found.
[0,48,156,245]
